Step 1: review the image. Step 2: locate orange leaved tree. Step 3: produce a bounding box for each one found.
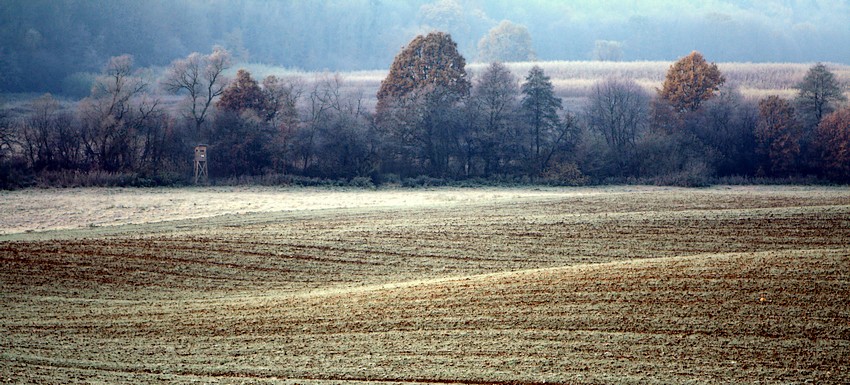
[377,31,469,113]
[376,31,470,176]
[659,51,725,113]
[216,69,265,114]
[756,95,801,176]
[816,107,850,181]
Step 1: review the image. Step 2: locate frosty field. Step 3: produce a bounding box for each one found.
[1,186,849,384]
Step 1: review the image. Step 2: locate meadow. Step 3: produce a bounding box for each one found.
[1,185,849,384]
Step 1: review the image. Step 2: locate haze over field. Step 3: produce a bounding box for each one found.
[2,0,850,94]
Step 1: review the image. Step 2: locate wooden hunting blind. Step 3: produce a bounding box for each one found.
[194,144,208,184]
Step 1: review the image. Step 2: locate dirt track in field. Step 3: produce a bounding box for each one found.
[1,186,849,384]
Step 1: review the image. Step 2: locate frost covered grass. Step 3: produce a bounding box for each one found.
[0,186,574,236]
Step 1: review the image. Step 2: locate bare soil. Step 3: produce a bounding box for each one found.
[1,186,849,384]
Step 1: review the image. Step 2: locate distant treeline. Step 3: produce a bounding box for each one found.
[4,0,850,95]
[1,38,849,189]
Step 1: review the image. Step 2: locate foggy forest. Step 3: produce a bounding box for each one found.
[1,0,849,188]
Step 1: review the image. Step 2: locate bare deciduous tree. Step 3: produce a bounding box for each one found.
[262,75,301,130]
[79,55,159,172]
[470,62,518,174]
[310,75,374,179]
[21,94,61,170]
[163,46,231,138]
[0,107,13,160]
[695,85,758,176]
[262,75,303,174]
[586,78,649,153]
[299,73,364,173]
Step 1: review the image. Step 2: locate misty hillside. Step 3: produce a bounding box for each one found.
[2,0,850,95]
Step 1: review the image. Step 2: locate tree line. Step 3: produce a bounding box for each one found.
[1,33,848,189]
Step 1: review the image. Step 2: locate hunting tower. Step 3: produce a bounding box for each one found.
[194,144,208,184]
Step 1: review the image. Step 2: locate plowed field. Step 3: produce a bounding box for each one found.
[1,186,849,384]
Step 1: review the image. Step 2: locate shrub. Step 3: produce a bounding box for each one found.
[34,170,135,188]
[540,162,588,186]
[0,156,34,190]
[349,176,375,189]
[401,175,447,188]
[372,173,401,187]
[649,161,712,187]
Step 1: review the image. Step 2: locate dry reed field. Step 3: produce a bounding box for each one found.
[243,60,850,111]
[1,186,850,384]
